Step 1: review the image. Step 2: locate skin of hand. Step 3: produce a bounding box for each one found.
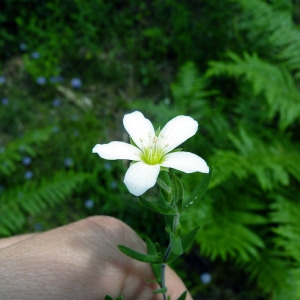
[0,216,193,300]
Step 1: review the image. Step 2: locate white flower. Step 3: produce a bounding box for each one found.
[93,111,209,196]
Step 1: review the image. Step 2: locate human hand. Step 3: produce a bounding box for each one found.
[0,216,192,300]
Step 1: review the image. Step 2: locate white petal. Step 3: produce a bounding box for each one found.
[123,111,155,150]
[158,116,198,153]
[124,162,160,196]
[161,152,209,173]
[92,142,141,161]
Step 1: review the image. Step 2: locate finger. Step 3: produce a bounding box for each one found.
[0,233,36,249]
[165,266,193,300]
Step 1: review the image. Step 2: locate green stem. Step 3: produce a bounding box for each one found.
[161,213,180,300]
[161,263,167,300]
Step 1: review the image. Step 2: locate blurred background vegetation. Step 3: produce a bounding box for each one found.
[1,0,300,299]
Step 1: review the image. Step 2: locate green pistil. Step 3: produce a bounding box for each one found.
[141,144,165,165]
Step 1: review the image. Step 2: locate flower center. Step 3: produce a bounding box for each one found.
[140,135,166,165]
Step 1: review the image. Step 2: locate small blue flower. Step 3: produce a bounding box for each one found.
[50,76,63,83]
[22,156,32,165]
[104,162,112,170]
[52,98,61,107]
[200,273,212,285]
[73,130,79,137]
[0,76,6,84]
[31,51,40,59]
[0,185,4,194]
[0,147,5,153]
[70,78,82,88]
[71,114,79,121]
[36,76,46,85]
[24,170,34,180]
[52,126,59,133]
[34,223,43,231]
[64,157,73,167]
[110,181,117,189]
[85,199,94,209]
[1,98,9,105]
[20,43,27,51]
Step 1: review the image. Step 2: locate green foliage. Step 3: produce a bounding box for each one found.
[120,171,204,299]
[0,128,51,176]
[0,171,88,236]
[166,1,300,298]
[2,0,300,298]
[207,51,300,130]
[171,61,216,117]
[0,127,90,235]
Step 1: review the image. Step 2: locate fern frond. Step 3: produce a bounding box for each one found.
[183,192,266,262]
[207,52,300,129]
[0,127,52,176]
[211,127,300,190]
[233,0,300,76]
[0,171,89,236]
[196,209,265,262]
[242,252,300,300]
[171,61,217,118]
[270,194,300,263]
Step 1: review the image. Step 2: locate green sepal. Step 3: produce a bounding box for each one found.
[160,166,169,172]
[177,290,188,300]
[129,137,138,148]
[155,127,161,136]
[157,171,172,202]
[183,170,212,210]
[171,174,184,208]
[167,229,183,256]
[174,222,182,236]
[153,286,168,294]
[118,245,162,264]
[139,196,177,215]
[164,214,174,232]
[170,147,183,153]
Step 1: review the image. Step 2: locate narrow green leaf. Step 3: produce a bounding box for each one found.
[183,170,212,210]
[181,226,200,251]
[145,236,162,283]
[171,174,184,206]
[118,245,161,264]
[152,263,162,285]
[153,286,168,294]
[145,236,158,255]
